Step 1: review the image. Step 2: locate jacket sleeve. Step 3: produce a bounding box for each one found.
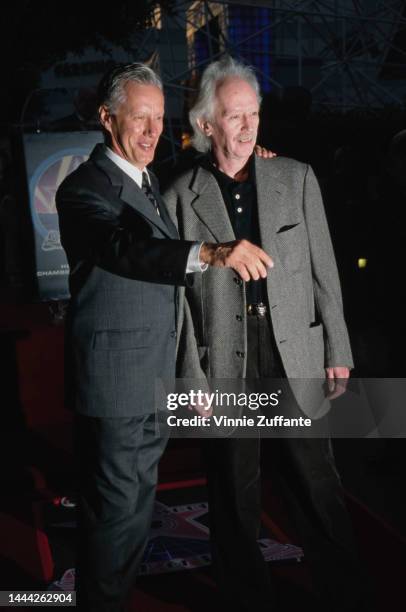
[56,184,194,287]
[303,165,354,368]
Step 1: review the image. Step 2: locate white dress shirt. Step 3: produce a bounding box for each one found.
[103,146,206,273]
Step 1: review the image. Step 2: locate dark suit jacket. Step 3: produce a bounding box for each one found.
[56,144,193,417]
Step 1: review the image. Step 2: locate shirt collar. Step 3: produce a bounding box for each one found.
[103,145,149,189]
[202,153,255,187]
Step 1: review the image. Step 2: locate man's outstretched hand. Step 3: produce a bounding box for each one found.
[200,239,274,282]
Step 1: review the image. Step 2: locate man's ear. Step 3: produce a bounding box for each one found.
[99,105,112,134]
[196,117,212,136]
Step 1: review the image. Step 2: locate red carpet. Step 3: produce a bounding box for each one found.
[1,303,405,610]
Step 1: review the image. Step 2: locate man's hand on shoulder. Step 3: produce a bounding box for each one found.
[200,239,274,282]
[325,366,350,399]
[254,145,277,159]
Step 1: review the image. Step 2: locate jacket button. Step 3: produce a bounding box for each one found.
[236,350,245,358]
[236,314,242,321]
[170,331,177,338]
[233,277,242,286]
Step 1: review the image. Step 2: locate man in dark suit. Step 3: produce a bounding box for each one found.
[56,62,273,612]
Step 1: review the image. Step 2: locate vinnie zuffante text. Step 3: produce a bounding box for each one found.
[165,389,312,428]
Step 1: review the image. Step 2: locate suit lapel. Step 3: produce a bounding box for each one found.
[254,156,288,299]
[149,172,179,239]
[189,158,287,247]
[119,174,176,238]
[190,165,235,242]
[90,145,175,238]
[255,156,287,256]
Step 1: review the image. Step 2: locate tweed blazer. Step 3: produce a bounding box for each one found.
[164,155,353,387]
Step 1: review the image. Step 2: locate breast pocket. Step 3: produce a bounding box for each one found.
[275,221,305,273]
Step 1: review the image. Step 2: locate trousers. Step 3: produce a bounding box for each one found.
[203,315,371,611]
[74,414,168,612]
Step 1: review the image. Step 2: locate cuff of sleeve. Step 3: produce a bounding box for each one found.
[186,242,208,273]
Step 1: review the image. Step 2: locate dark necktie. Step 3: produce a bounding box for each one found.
[141,171,160,216]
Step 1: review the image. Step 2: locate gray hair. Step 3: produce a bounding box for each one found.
[189,56,261,153]
[97,62,163,114]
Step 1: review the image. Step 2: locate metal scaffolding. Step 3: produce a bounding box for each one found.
[153,0,406,164]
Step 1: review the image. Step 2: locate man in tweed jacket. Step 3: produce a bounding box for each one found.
[165,57,369,612]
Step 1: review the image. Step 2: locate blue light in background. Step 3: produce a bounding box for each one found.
[193,7,272,92]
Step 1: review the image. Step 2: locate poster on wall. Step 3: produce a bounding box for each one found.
[22,131,103,301]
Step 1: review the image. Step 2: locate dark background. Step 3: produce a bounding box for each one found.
[0,0,405,603]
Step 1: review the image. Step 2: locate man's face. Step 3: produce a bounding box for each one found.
[99,81,164,169]
[203,77,260,163]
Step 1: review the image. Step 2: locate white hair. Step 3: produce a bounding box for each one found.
[189,56,262,153]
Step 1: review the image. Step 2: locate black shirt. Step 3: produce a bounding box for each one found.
[202,154,266,305]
